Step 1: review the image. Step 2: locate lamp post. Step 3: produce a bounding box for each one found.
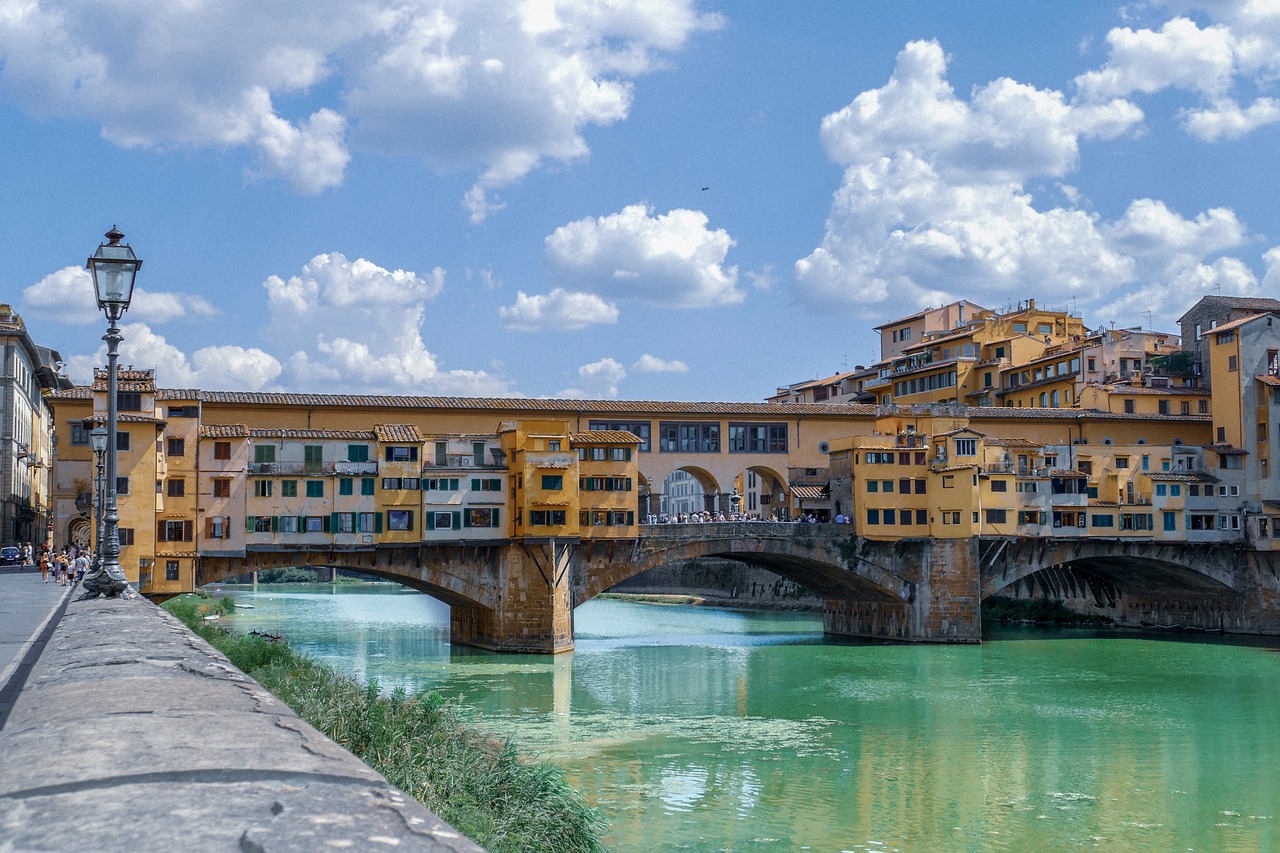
[82,227,141,598]
[89,426,108,576]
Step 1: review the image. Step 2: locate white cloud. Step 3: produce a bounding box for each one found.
[632,353,688,373]
[22,266,220,325]
[62,322,281,390]
[499,289,619,331]
[0,2,721,206]
[544,203,741,308]
[1073,4,1280,140]
[797,40,1141,317]
[263,252,514,394]
[557,356,626,398]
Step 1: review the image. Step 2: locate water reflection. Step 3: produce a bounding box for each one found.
[217,584,1280,853]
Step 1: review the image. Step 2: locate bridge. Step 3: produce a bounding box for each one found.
[197,525,1280,652]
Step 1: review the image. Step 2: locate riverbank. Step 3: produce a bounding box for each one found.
[164,593,606,853]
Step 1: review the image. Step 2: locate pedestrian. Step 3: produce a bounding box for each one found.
[74,552,89,585]
[40,554,49,583]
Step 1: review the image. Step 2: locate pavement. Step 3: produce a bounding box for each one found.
[0,565,74,729]
[0,590,485,851]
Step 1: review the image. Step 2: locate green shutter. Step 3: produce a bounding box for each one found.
[271,516,279,533]
[462,510,471,528]
[472,478,480,491]
[246,516,255,532]
[492,508,500,528]
[425,512,435,531]
[410,447,418,462]
[331,512,340,532]
[451,511,460,530]
[374,513,382,533]
[407,511,415,531]
[323,515,331,533]
[627,511,635,526]
[385,447,394,462]
[297,516,306,532]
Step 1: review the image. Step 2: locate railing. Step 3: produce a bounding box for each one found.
[248,461,378,476]
[422,453,504,470]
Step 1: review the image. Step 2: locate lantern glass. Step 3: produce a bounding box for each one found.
[89,426,108,454]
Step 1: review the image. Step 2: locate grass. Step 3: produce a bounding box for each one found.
[164,592,607,853]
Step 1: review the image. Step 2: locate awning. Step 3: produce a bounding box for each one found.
[791,485,828,500]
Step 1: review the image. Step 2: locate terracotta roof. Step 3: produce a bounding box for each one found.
[1143,471,1219,483]
[247,428,376,440]
[83,413,164,425]
[1094,384,1210,396]
[1256,375,1280,387]
[1204,311,1280,335]
[937,427,985,438]
[1206,443,1247,455]
[984,438,1043,448]
[1177,296,1280,324]
[373,424,424,443]
[199,424,249,438]
[569,431,644,444]
[937,464,980,473]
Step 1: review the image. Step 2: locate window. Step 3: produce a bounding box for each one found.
[116,391,142,411]
[357,513,379,533]
[1171,485,1181,497]
[336,513,355,533]
[942,475,954,489]
[529,510,567,526]
[1091,514,1114,528]
[117,528,135,545]
[252,516,273,533]
[1018,511,1045,525]
[916,509,928,525]
[208,516,227,539]
[471,478,502,491]
[954,438,977,456]
[867,480,879,493]
[214,441,231,460]
[1115,456,1129,469]
[1123,400,1135,414]
[985,509,1007,524]
[402,477,420,490]
[1163,511,1177,532]
[1181,402,1191,416]
[254,445,276,463]
[466,508,502,528]
[1120,513,1154,531]
[425,477,459,491]
[1156,484,1167,497]
[213,479,231,498]
[361,478,376,495]
[915,479,926,494]
[388,510,414,531]
[279,515,298,533]
[305,480,324,498]
[1199,400,1209,414]
[166,561,180,582]
[254,480,272,497]
[1228,354,1239,372]
[166,437,185,456]
[382,477,401,490]
[305,516,325,533]
[548,440,561,451]
[883,509,897,525]
[866,509,880,525]
[473,442,487,466]
[116,477,130,495]
[348,444,369,462]
[339,478,353,496]
[385,446,419,462]
[117,431,130,451]
[281,480,298,497]
[899,478,912,494]
[728,423,788,453]
[435,441,449,466]
[659,421,720,453]
[1194,322,1203,341]
[1217,484,1241,497]
[1222,455,1243,470]
[158,520,193,542]
[990,480,1008,492]
[1217,514,1241,531]
[1158,400,1170,415]
[304,445,323,473]
[541,474,564,490]
[942,511,960,525]
[590,421,651,452]
[70,422,89,445]
[610,447,632,461]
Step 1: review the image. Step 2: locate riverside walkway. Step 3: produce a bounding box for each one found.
[0,571,483,851]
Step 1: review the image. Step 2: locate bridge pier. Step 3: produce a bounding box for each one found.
[450,541,575,654]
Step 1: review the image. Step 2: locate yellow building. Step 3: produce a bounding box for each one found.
[572,430,643,538]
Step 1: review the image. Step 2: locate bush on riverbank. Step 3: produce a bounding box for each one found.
[983,594,1112,626]
[163,593,606,853]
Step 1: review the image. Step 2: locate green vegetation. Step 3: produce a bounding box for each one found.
[983,595,1113,626]
[164,592,606,853]
[1148,349,1197,375]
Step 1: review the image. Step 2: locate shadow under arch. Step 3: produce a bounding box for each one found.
[982,550,1239,602]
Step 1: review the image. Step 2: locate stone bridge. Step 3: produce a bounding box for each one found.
[197,526,1280,653]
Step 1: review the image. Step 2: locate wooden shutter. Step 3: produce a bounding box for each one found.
[451,511,460,530]
[205,518,213,539]
[156,520,166,542]
[425,512,434,530]
[374,513,383,533]
[491,508,500,528]
[183,520,193,542]
[245,516,255,533]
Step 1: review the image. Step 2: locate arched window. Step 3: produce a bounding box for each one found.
[1050,390,1059,407]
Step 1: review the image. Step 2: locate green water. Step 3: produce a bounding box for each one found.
[219,584,1280,852]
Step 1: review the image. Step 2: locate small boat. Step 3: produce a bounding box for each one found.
[234,604,255,609]
[203,614,221,621]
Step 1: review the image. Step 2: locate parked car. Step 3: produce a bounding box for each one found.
[0,546,21,565]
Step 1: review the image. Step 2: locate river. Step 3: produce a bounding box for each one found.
[217,583,1280,852]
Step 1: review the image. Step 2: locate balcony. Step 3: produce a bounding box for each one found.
[248,461,377,476]
[422,452,505,470]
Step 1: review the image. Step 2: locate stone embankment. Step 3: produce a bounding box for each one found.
[0,595,484,852]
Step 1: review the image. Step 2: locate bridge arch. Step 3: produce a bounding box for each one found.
[197,545,503,612]
[979,538,1239,600]
[573,525,914,608]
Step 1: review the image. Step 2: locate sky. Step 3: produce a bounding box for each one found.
[3,0,1280,402]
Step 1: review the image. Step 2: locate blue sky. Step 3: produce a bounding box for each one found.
[3,1,1279,401]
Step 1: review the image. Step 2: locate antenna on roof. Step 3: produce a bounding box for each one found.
[1207,282,1221,295]
[1142,310,1152,330]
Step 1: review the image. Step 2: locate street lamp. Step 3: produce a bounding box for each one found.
[89,426,108,577]
[82,227,141,598]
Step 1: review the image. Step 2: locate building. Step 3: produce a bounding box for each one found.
[0,305,70,548]
[1178,295,1280,388]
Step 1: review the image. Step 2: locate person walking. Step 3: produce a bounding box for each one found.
[74,551,89,585]
[39,553,49,583]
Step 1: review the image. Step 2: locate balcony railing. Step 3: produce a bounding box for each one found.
[422,453,505,470]
[248,461,378,476]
